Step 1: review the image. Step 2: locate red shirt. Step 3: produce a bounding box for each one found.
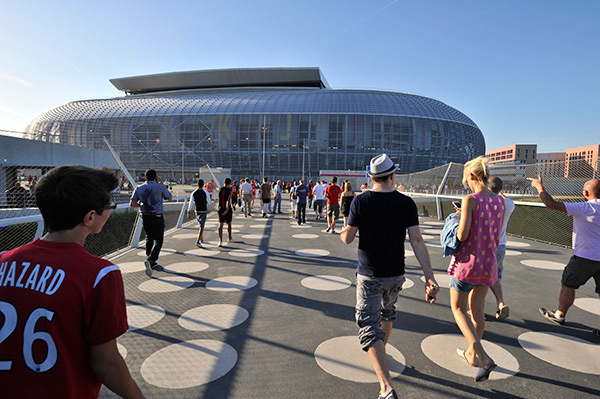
[205,182,215,193]
[0,239,128,399]
[325,184,342,205]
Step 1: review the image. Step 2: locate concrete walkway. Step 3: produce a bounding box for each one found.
[100,208,600,399]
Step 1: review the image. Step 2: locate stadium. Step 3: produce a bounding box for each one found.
[24,67,485,180]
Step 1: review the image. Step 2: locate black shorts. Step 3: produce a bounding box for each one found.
[561,255,600,293]
[218,208,233,224]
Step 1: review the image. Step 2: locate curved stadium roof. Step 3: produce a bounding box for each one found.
[33,88,478,128]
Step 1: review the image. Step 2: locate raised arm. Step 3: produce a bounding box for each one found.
[527,175,567,213]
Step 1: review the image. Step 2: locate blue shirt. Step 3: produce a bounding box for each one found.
[130,181,172,213]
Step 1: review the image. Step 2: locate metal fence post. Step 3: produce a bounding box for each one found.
[34,219,44,239]
[436,163,453,220]
[176,198,189,228]
[130,214,144,249]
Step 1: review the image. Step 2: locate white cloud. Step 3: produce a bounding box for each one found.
[0,70,34,87]
[0,105,30,119]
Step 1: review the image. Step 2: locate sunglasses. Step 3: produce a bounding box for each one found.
[99,202,118,211]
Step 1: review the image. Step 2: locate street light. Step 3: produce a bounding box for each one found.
[261,115,266,181]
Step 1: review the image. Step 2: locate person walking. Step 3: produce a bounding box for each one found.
[289,181,298,219]
[448,156,502,382]
[529,176,600,332]
[187,179,211,248]
[487,176,515,320]
[340,154,439,399]
[313,180,327,220]
[273,180,283,214]
[130,169,173,278]
[296,179,309,224]
[241,178,253,217]
[231,180,238,211]
[325,177,342,233]
[340,181,356,228]
[217,178,235,247]
[260,177,272,217]
[0,165,145,399]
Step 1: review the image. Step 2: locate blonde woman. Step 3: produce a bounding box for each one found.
[449,156,504,382]
[340,182,355,228]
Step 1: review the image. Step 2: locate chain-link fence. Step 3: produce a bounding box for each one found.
[0,132,194,256]
[397,159,599,247]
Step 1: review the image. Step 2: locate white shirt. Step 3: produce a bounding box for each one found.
[241,182,253,195]
[498,197,515,246]
[565,199,600,261]
[313,184,327,200]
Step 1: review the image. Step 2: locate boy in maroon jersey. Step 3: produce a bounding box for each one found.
[0,165,144,399]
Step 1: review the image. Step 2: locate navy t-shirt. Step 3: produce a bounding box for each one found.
[347,190,419,277]
[296,184,308,204]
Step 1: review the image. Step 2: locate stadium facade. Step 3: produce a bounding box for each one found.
[24,67,485,180]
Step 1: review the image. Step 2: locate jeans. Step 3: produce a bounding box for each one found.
[273,195,281,213]
[297,202,306,223]
[355,274,405,351]
[142,214,165,263]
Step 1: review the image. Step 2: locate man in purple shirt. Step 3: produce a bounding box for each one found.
[529,176,600,336]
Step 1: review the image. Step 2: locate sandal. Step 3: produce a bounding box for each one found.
[475,363,497,382]
[496,306,509,320]
[456,348,479,367]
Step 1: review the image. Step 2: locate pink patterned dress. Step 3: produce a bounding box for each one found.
[448,193,505,286]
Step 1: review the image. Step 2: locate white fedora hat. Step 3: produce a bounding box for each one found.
[368,154,398,177]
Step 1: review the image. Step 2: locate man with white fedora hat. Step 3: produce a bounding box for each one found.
[341,154,440,399]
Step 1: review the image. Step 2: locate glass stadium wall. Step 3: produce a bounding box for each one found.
[26,113,484,181]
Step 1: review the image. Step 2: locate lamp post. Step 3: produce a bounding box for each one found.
[261,115,266,181]
[302,139,306,181]
[181,144,185,185]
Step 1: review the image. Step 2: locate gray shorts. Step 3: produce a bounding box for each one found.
[327,203,340,220]
[495,244,506,281]
[355,274,405,351]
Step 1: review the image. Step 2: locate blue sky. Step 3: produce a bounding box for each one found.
[1,0,598,153]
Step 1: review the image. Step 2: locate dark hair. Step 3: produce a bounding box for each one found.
[331,176,338,184]
[35,165,118,232]
[487,176,503,194]
[224,178,231,185]
[197,179,204,188]
[372,172,394,183]
[145,169,157,181]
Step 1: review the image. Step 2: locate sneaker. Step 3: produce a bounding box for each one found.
[539,307,565,325]
[195,241,203,248]
[331,230,337,234]
[218,242,224,247]
[378,389,398,399]
[326,226,331,233]
[229,236,235,241]
[144,260,154,278]
[592,328,600,338]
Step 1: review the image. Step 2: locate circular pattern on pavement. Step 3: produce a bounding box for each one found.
[241,234,269,239]
[184,248,222,257]
[520,259,565,270]
[518,331,600,375]
[573,297,600,316]
[118,261,145,274]
[301,275,352,291]
[137,248,177,257]
[505,250,522,256]
[292,233,319,239]
[315,336,405,382]
[425,220,445,226]
[127,304,166,331]
[141,339,238,388]
[229,249,265,257]
[402,278,414,289]
[291,224,313,229]
[405,250,415,257]
[420,234,435,240]
[162,261,209,274]
[422,228,443,235]
[421,273,452,288]
[179,304,249,331]
[507,240,531,248]
[138,276,195,293]
[206,276,258,291]
[117,343,127,358]
[295,249,330,257]
[213,228,241,234]
[171,233,199,240]
[422,334,519,380]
